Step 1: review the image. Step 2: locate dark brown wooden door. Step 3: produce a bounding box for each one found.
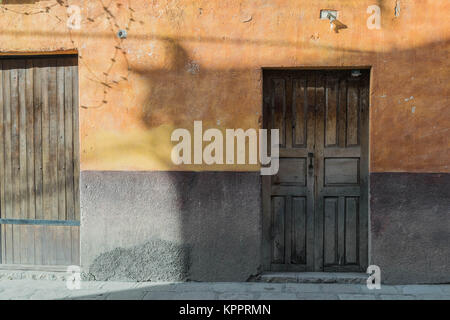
[262,69,369,272]
[0,56,80,266]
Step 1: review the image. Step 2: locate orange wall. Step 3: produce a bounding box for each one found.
[0,0,448,173]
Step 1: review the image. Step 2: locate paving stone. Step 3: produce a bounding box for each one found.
[70,294,109,300]
[360,285,400,294]
[438,286,450,294]
[209,282,254,292]
[29,290,71,300]
[95,282,138,292]
[414,294,450,300]
[134,282,180,292]
[143,291,217,300]
[142,291,180,300]
[105,290,147,300]
[246,283,285,292]
[296,293,339,300]
[165,283,215,292]
[217,292,256,300]
[320,284,363,294]
[338,294,377,300]
[401,285,444,295]
[285,283,323,293]
[256,293,298,300]
[379,294,416,300]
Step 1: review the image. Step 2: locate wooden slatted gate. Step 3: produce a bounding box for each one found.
[0,55,80,266]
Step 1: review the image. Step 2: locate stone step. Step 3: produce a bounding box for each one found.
[252,272,368,284]
[0,269,68,281]
[0,264,74,281]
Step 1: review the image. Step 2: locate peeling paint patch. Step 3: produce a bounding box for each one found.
[240,12,252,23]
[185,61,200,75]
[411,106,416,113]
[395,1,401,17]
[310,33,320,41]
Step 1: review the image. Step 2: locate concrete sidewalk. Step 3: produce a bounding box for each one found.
[0,279,449,300]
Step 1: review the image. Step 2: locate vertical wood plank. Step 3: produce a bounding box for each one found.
[325,78,338,147]
[291,197,306,264]
[72,60,80,221]
[41,60,51,221]
[305,72,316,271]
[2,62,13,264]
[292,78,307,147]
[337,196,346,265]
[347,80,359,146]
[272,196,285,264]
[26,60,35,220]
[48,59,58,221]
[285,75,293,149]
[359,75,370,270]
[272,78,286,147]
[284,195,292,264]
[33,224,43,265]
[17,61,28,264]
[314,73,325,271]
[261,72,273,270]
[20,224,35,265]
[56,60,66,220]
[55,226,70,265]
[34,59,43,220]
[10,61,21,263]
[18,61,27,220]
[0,61,4,264]
[338,79,347,148]
[324,197,338,265]
[64,64,74,221]
[345,197,359,264]
[71,226,80,265]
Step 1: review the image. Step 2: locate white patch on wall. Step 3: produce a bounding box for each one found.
[67,5,81,30]
[367,5,381,30]
[148,43,156,57]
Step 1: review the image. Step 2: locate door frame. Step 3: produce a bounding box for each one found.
[260,67,371,272]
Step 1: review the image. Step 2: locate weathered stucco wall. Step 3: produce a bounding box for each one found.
[1,0,449,284]
[1,0,448,172]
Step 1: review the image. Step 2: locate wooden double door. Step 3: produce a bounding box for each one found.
[262,69,369,272]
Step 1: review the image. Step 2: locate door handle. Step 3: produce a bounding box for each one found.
[308,152,314,170]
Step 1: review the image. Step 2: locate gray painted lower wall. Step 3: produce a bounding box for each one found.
[370,172,450,284]
[80,171,262,282]
[80,170,449,284]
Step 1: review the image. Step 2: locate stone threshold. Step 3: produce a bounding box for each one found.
[252,272,368,284]
[0,264,70,281]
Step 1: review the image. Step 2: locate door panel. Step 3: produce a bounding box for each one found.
[263,71,316,272]
[263,69,369,272]
[0,56,80,266]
